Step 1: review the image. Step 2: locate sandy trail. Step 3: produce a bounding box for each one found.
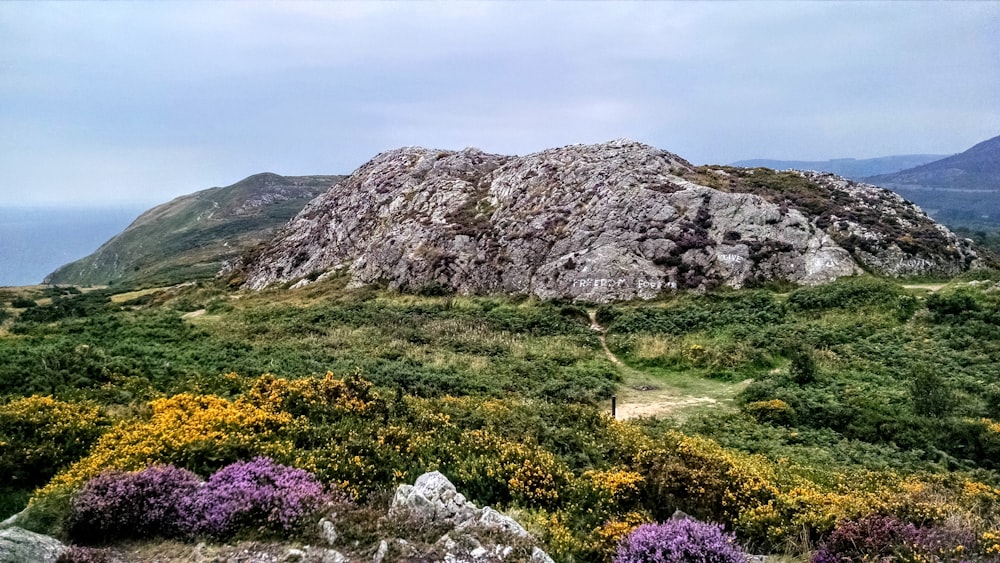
[588,310,737,420]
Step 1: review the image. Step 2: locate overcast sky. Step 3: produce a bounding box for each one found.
[1,1,998,206]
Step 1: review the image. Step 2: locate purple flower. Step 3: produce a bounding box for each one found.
[615,519,749,563]
[67,465,203,543]
[185,456,330,538]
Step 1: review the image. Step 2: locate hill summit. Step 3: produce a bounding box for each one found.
[47,173,343,286]
[232,140,982,301]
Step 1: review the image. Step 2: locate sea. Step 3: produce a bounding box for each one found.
[0,206,146,287]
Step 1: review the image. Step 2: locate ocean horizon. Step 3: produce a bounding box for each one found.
[0,205,146,287]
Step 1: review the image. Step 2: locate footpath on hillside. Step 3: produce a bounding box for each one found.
[587,310,747,421]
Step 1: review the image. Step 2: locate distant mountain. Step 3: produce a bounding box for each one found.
[867,135,1000,228]
[46,173,344,287]
[730,155,948,179]
[231,140,982,301]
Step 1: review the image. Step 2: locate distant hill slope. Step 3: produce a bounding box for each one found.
[730,155,947,179]
[231,140,982,302]
[866,135,1000,228]
[46,173,344,287]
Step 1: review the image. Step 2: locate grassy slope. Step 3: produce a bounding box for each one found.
[45,173,343,287]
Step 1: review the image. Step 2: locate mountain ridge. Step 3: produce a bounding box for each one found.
[866,135,1000,228]
[730,154,949,179]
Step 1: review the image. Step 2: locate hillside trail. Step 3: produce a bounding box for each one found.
[587,310,742,421]
[902,283,946,292]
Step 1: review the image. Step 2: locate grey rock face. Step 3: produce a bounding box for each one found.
[390,471,480,525]
[0,527,66,563]
[389,471,550,562]
[238,140,981,301]
[799,171,980,276]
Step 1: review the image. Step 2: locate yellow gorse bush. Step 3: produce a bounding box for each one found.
[247,370,377,418]
[589,511,651,561]
[39,392,294,499]
[0,395,106,487]
[453,429,571,508]
[648,430,780,524]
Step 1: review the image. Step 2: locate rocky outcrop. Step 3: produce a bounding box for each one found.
[389,471,554,563]
[0,527,66,563]
[235,140,982,301]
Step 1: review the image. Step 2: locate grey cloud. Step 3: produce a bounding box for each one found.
[0,1,997,205]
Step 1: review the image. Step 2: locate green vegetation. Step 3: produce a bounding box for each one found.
[45,173,343,287]
[2,274,1000,560]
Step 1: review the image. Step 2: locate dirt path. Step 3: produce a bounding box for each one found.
[903,283,947,292]
[588,310,739,421]
[588,310,623,367]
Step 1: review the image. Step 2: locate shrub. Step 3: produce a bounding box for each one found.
[787,277,903,312]
[40,392,294,495]
[743,399,797,426]
[0,396,106,488]
[11,297,36,308]
[926,290,980,319]
[186,457,331,539]
[788,346,817,384]
[811,514,917,563]
[614,519,749,563]
[811,514,999,563]
[65,465,202,543]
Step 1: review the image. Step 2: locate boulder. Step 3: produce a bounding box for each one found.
[390,472,550,562]
[390,471,479,525]
[0,527,66,563]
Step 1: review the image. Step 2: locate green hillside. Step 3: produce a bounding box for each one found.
[44,173,343,287]
[2,273,1000,561]
[868,135,1000,228]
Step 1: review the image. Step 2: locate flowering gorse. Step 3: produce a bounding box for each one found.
[614,519,749,563]
[0,395,105,487]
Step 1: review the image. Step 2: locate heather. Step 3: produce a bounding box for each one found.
[64,459,334,544]
[811,514,1000,563]
[187,457,332,539]
[65,465,202,543]
[614,519,749,563]
[2,275,1000,561]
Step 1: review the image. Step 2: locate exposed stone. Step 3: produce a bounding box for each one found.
[373,540,388,563]
[236,140,981,300]
[0,527,66,563]
[318,518,338,546]
[460,507,530,538]
[531,546,556,563]
[390,471,479,525]
[670,509,693,521]
[390,472,552,563]
[283,546,348,563]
